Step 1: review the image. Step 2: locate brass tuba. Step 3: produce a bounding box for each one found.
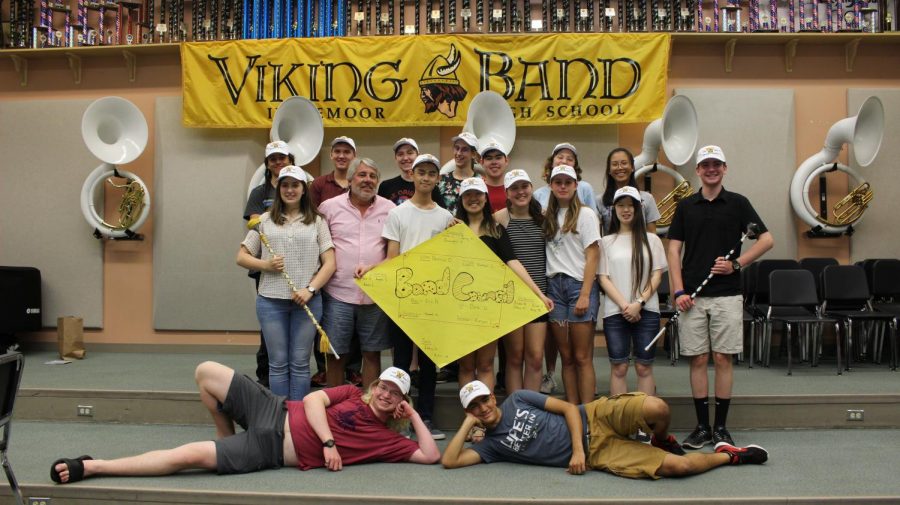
[789,96,884,235]
[440,90,515,174]
[633,95,699,234]
[80,97,151,239]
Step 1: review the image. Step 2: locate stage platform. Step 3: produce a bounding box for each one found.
[5,346,900,504]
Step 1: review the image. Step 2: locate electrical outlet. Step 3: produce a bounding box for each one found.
[29,498,52,505]
[847,409,864,421]
[77,405,93,417]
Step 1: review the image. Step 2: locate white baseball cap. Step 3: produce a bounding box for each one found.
[277,165,307,182]
[379,366,411,395]
[613,186,642,203]
[460,177,488,195]
[452,132,479,150]
[331,136,357,152]
[550,165,578,181]
[393,137,419,153]
[504,169,531,189]
[478,140,507,157]
[552,142,578,157]
[265,140,291,158]
[459,380,492,408]
[412,153,441,170]
[696,145,726,164]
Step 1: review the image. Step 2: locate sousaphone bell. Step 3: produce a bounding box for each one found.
[440,90,515,175]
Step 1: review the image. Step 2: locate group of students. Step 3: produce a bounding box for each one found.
[51,136,775,484]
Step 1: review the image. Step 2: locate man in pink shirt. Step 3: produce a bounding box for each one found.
[51,362,439,483]
[318,158,396,387]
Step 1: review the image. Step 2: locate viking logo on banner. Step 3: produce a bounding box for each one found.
[355,224,548,368]
[181,33,671,128]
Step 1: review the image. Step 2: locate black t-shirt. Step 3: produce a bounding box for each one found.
[480,226,516,264]
[377,175,445,208]
[243,182,276,220]
[667,187,767,297]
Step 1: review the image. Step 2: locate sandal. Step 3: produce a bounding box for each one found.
[50,455,93,484]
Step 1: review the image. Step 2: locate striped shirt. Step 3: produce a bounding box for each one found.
[505,217,547,293]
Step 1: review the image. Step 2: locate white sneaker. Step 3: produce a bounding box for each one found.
[540,373,557,394]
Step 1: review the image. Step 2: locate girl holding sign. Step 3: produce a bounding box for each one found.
[597,186,667,399]
[494,169,551,393]
[542,165,602,405]
[455,177,552,390]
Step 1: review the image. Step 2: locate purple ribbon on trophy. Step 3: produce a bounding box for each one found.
[788,0,794,30]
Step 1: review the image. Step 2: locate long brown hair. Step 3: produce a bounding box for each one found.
[269,179,319,226]
[608,194,651,299]
[543,186,583,240]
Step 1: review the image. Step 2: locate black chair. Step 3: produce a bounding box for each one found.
[766,270,839,375]
[656,275,679,365]
[740,263,761,367]
[799,257,839,302]
[821,265,895,372]
[749,260,800,366]
[0,352,25,505]
[871,259,900,370]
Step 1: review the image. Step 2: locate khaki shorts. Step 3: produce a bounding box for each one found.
[678,295,744,356]
[583,393,667,479]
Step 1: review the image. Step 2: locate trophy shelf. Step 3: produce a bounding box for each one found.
[672,32,900,72]
[3,32,900,86]
[3,42,179,86]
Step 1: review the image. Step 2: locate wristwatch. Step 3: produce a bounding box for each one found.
[307,285,317,294]
[731,259,742,272]
[636,298,646,307]
[322,439,335,448]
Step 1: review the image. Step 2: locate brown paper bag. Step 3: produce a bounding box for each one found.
[58,316,86,360]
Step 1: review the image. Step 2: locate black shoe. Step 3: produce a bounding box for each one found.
[681,425,713,450]
[435,368,456,384]
[409,370,420,388]
[712,426,735,446]
[635,429,652,444]
[651,434,686,456]
[714,442,768,465]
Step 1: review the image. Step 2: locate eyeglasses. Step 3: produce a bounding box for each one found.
[610,161,631,168]
[375,382,404,400]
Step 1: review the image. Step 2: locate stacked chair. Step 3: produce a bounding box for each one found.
[747,259,800,368]
[870,259,900,370]
[821,265,896,372]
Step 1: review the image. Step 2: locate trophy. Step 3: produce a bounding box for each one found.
[461,0,472,30]
[750,0,778,30]
[860,3,879,31]
[675,0,695,30]
[652,0,673,29]
[476,0,484,30]
[601,1,616,30]
[488,0,504,31]
[510,0,521,30]
[449,0,457,30]
[722,0,741,30]
[576,0,594,30]
[428,0,443,32]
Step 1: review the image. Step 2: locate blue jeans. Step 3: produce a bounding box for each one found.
[603,311,660,365]
[256,294,322,401]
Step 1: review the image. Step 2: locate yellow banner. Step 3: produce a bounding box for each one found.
[355,224,548,368]
[182,33,670,128]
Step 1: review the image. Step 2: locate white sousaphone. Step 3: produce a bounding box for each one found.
[80,96,151,239]
[440,90,516,175]
[632,94,699,236]
[789,96,884,236]
[247,96,323,198]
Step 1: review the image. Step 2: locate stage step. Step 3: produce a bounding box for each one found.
[7,421,900,505]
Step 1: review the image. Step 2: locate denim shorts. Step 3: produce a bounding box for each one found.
[215,373,286,474]
[603,311,660,365]
[548,274,600,323]
[322,292,391,355]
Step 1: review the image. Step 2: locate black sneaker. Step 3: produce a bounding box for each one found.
[714,442,768,465]
[713,426,735,446]
[435,368,456,384]
[651,434,686,456]
[635,429,652,444]
[681,425,713,450]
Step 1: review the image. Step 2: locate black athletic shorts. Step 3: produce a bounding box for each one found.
[214,373,288,475]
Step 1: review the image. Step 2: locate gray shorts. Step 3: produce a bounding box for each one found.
[214,373,287,475]
[322,292,391,355]
[678,295,744,356]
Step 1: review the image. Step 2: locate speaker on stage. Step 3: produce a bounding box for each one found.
[0,267,42,334]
